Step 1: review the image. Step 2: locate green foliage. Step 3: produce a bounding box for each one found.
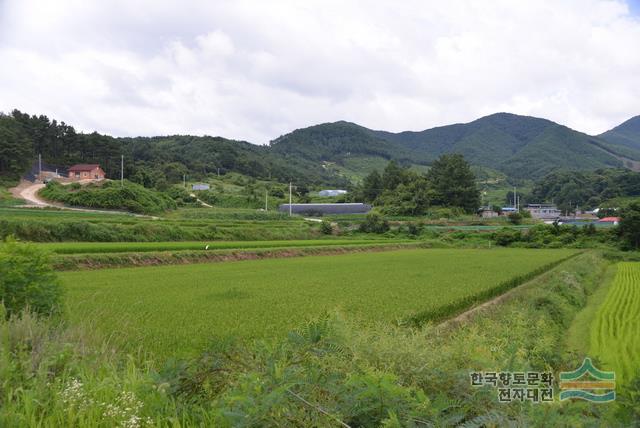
[320,220,333,235]
[357,154,479,216]
[0,114,32,179]
[358,212,390,233]
[507,212,523,224]
[531,168,640,211]
[426,153,480,213]
[39,180,176,214]
[0,239,62,317]
[618,202,640,250]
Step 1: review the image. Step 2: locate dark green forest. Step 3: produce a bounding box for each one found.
[0,110,346,187]
[2,109,640,192]
[529,169,640,211]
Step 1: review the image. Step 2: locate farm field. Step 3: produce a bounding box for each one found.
[60,248,575,357]
[590,262,640,384]
[32,238,414,254]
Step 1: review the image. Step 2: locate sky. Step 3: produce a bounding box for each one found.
[0,0,639,144]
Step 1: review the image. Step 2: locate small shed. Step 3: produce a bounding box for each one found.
[318,189,348,197]
[192,183,210,191]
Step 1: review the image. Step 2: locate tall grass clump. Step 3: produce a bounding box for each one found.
[0,238,63,318]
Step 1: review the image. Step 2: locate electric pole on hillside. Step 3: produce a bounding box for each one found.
[265,189,268,211]
[289,182,293,216]
[38,154,42,181]
[183,174,186,188]
[513,186,517,210]
[120,155,124,187]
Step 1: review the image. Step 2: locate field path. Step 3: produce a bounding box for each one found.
[590,262,640,384]
[440,255,576,327]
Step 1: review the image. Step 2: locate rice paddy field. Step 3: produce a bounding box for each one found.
[590,262,640,384]
[60,248,575,357]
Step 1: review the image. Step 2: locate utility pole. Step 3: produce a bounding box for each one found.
[183,174,186,188]
[513,186,517,210]
[217,167,220,177]
[38,153,42,180]
[289,182,292,217]
[120,155,124,187]
[265,189,268,211]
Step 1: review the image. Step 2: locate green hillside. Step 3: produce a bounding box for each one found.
[599,115,640,160]
[271,113,627,180]
[3,109,640,187]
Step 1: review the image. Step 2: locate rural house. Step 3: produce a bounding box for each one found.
[525,204,561,220]
[68,164,105,180]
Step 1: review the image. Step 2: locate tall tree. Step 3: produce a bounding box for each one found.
[618,202,640,250]
[362,169,382,202]
[426,153,480,212]
[0,115,33,178]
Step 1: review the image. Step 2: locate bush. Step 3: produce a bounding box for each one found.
[40,180,177,214]
[492,228,522,246]
[0,239,62,317]
[508,212,523,225]
[320,220,333,235]
[359,213,390,234]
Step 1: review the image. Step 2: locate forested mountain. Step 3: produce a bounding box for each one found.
[2,109,639,187]
[0,110,347,186]
[599,116,640,160]
[271,113,631,180]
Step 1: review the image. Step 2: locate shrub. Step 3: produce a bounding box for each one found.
[40,181,176,214]
[0,239,62,317]
[320,220,333,235]
[359,213,390,234]
[492,228,522,246]
[508,212,523,225]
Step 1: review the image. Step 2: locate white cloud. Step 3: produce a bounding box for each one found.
[0,0,638,143]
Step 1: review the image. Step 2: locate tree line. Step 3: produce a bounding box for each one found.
[349,154,480,215]
[0,110,346,187]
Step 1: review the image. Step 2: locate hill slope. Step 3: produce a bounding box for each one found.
[271,113,626,180]
[599,116,640,161]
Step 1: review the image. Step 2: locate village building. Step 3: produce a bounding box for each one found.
[67,164,105,180]
[525,203,561,220]
[318,189,348,197]
[478,206,499,218]
[192,183,210,191]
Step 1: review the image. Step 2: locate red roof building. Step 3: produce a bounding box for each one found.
[599,217,621,223]
[68,164,105,180]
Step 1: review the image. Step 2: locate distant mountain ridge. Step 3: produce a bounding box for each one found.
[271,112,640,180]
[2,109,640,186]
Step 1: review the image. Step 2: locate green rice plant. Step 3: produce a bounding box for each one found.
[59,248,575,357]
[590,262,640,384]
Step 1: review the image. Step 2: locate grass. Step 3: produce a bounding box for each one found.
[60,248,575,357]
[33,238,414,254]
[590,262,640,384]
